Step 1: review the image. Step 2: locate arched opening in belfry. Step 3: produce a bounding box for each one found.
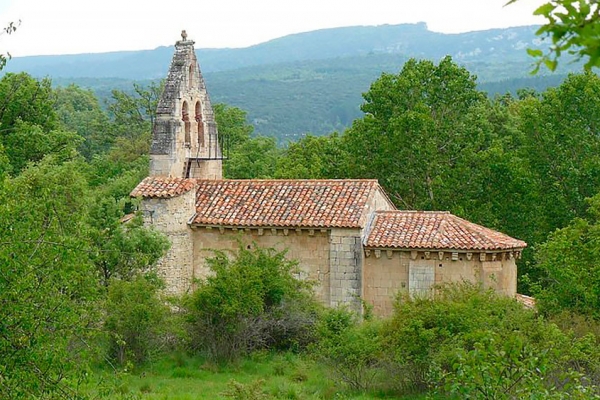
[195,101,204,147]
[182,101,191,146]
[188,65,194,89]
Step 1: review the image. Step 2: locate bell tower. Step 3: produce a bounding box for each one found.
[149,31,223,179]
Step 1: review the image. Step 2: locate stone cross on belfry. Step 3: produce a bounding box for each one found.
[181,30,188,41]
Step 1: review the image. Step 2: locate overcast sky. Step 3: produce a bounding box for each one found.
[1,0,544,57]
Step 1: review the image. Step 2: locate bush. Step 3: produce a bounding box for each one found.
[312,308,384,392]
[185,243,320,363]
[441,331,599,399]
[382,282,600,398]
[222,379,270,400]
[104,275,175,365]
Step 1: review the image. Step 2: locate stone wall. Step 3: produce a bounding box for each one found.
[191,227,331,303]
[140,191,196,294]
[149,116,187,177]
[360,188,396,227]
[363,249,519,316]
[188,160,222,180]
[329,228,363,311]
[363,250,410,316]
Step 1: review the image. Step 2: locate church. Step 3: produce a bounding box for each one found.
[131,34,527,315]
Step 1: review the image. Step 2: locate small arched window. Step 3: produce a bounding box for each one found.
[195,101,204,146]
[188,65,194,89]
[182,101,191,146]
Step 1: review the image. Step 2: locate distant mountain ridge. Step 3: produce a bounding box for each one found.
[2,23,578,140]
[3,23,548,79]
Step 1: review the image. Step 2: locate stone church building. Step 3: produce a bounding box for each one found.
[131,35,526,315]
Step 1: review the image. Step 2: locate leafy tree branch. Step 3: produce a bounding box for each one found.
[508,0,600,71]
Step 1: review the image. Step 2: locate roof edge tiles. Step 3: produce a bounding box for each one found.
[365,210,527,251]
[130,176,197,198]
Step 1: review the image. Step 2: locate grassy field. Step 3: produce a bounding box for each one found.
[88,352,432,400]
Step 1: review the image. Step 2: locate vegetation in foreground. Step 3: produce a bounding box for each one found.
[87,352,424,400]
[83,280,600,399]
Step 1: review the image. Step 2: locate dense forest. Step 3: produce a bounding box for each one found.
[3,43,600,397]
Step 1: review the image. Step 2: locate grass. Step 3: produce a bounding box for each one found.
[86,351,435,399]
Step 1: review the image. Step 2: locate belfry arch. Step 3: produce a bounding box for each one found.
[195,101,204,146]
[182,101,190,146]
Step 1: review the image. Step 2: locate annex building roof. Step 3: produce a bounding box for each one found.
[365,210,527,251]
[130,177,196,198]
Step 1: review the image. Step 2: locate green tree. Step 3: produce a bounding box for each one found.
[106,81,164,162]
[54,84,114,159]
[0,73,66,174]
[509,0,600,71]
[0,73,57,134]
[460,94,541,243]
[2,120,82,174]
[515,72,600,236]
[384,283,599,397]
[214,103,254,152]
[224,135,279,179]
[274,133,347,179]
[0,158,99,398]
[108,81,163,132]
[104,275,172,365]
[87,198,169,287]
[213,103,280,179]
[534,193,600,318]
[343,56,489,210]
[312,308,384,391]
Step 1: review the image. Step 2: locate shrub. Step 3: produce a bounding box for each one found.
[222,379,270,400]
[185,243,320,363]
[312,308,384,392]
[382,282,600,397]
[104,275,174,365]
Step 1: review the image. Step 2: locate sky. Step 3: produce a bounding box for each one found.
[0,0,545,57]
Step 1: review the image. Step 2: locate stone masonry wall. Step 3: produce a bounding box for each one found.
[364,249,519,316]
[359,188,396,226]
[192,227,331,303]
[329,228,363,311]
[363,250,410,316]
[188,160,222,180]
[140,191,196,294]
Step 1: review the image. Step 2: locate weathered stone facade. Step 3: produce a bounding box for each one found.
[139,186,197,294]
[363,249,518,316]
[131,35,527,315]
[191,227,331,302]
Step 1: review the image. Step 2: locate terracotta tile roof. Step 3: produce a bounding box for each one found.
[130,177,196,198]
[120,213,136,224]
[191,179,384,228]
[365,211,527,251]
[515,293,536,309]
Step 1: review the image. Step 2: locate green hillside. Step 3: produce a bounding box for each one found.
[9,23,583,140]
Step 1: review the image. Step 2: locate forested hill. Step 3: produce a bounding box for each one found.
[3,23,552,78]
[4,23,580,140]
